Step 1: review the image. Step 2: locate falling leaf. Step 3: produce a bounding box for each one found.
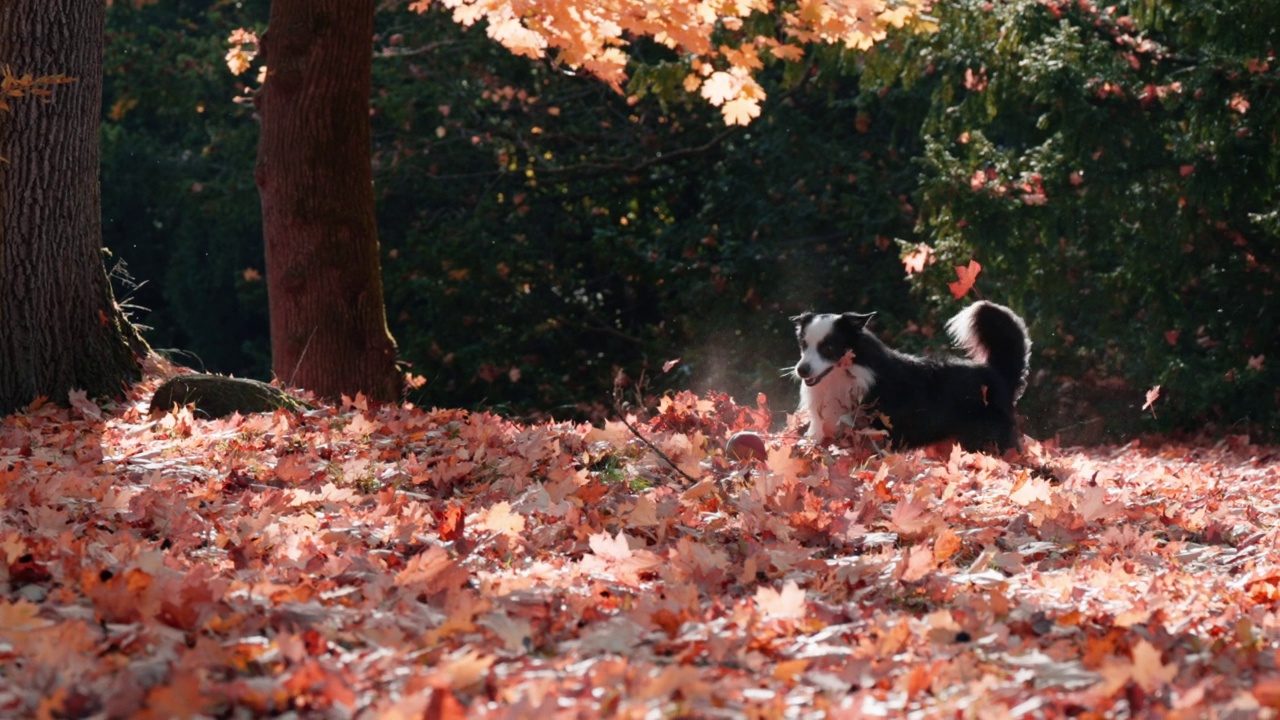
[1143,385,1161,416]
[902,243,934,275]
[948,260,982,299]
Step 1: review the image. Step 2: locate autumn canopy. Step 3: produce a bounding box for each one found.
[408,0,929,124]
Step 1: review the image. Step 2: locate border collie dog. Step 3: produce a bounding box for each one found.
[792,301,1030,452]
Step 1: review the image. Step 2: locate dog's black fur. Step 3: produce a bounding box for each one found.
[793,301,1031,453]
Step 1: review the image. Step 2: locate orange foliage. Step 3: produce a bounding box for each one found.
[0,65,75,113]
[410,0,934,125]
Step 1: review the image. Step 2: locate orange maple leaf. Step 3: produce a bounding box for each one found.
[902,242,934,275]
[947,260,982,299]
[755,580,807,618]
[771,44,805,61]
[722,97,761,126]
[888,497,932,535]
[932,527,962,563]
[475,501,526,537]
[700,71,738,106]
[438,502,466,542]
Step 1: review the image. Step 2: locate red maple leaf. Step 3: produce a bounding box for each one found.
[947,260,982,299]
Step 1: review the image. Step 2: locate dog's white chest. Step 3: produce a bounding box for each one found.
[800,366,874,441]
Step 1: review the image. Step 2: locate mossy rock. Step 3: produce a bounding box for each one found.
[149,374,312,419]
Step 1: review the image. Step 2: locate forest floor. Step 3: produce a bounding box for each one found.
[2,365,1279,718]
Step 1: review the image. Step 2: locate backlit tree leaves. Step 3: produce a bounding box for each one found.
[410,0,933,125]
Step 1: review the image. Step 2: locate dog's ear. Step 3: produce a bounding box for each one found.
[841,311,875,330]
[790,312,814,327]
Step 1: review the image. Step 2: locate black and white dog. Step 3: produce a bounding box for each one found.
[792,301,1030,452]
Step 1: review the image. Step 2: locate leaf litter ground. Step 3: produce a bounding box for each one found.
[3,368,1280,718]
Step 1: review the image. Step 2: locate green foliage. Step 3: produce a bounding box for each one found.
[100,0,1279,440]
[102,0,270,377]
[863,0,1279,439]
[370,11,922,421]
[103,3,921,424]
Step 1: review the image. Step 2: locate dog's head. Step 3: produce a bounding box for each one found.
[791,311,875,386]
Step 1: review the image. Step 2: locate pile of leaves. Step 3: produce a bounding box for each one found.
[3,367,1280,717]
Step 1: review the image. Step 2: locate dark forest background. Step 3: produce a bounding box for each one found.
[101,0,1278,443]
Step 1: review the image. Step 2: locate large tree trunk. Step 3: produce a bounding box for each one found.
[254,0,401,402]
[0,0,142,416]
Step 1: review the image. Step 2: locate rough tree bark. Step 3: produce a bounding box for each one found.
[0,0,143,416]
[254,0,402,402]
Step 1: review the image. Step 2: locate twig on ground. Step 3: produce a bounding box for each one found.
[611,402,699,485]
